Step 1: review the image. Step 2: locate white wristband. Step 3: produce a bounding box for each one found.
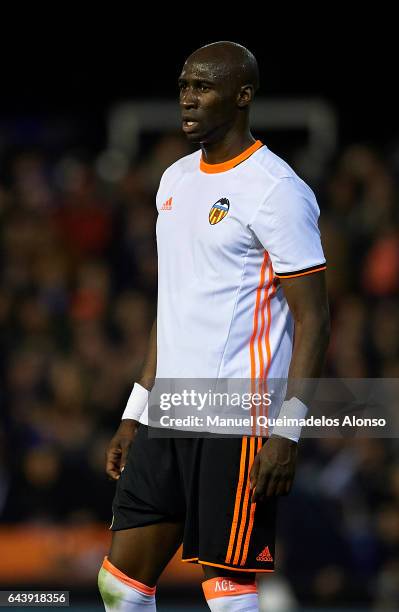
[122,382,149,421]
[271,397,308,443]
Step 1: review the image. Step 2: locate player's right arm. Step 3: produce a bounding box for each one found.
[105,320,157,480]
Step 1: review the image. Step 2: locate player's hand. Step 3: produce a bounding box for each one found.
[249,435,297,502]
[105,420,139,480]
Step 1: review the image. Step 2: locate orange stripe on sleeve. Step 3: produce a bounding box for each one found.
[275,265,326,279]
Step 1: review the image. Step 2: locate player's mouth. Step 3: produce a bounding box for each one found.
[182,120,200,133]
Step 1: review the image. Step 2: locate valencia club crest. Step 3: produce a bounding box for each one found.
[209,198,230,225]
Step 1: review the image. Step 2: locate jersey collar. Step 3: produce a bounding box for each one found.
[200,140,263,174]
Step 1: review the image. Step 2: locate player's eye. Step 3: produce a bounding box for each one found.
[199,84,210,92]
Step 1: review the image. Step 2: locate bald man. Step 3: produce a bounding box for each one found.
[98,42,330,611]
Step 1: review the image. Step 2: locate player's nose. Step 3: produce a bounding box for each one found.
[180,88,198,109]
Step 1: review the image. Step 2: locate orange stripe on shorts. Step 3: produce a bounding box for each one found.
[232,437,256,565]
[225,437,248,564]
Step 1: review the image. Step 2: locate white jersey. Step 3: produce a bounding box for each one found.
[140,140,326,424]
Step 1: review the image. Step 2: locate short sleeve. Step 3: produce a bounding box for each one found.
[249,177,326,278]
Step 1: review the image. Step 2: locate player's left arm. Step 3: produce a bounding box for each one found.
[250,270,330,501]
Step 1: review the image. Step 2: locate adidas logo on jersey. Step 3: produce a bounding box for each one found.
[256,546,273,562]
[161,197,173,211]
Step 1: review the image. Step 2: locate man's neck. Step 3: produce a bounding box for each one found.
[200,132,256,165]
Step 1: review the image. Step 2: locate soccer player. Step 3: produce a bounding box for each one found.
[98,41,330,611]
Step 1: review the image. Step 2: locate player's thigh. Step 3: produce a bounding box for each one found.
[109,521,184,586]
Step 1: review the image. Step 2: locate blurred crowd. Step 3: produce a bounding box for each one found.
[0,132,398,608]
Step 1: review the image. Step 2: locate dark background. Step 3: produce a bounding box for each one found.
[0,23,396,145]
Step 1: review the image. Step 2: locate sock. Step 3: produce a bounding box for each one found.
[202,576,259,611]
[98,557,156,611]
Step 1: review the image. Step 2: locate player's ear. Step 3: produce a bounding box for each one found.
[237,85,254,108]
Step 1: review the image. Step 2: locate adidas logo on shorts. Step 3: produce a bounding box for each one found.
[256,546,273,562]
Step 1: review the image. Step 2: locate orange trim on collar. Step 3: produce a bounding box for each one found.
[200,140,263,174]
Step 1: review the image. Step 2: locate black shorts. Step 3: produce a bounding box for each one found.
[111,426,276,573]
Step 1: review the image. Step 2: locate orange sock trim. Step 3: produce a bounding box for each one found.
[102,557,156,596]
[202,577,257,600]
